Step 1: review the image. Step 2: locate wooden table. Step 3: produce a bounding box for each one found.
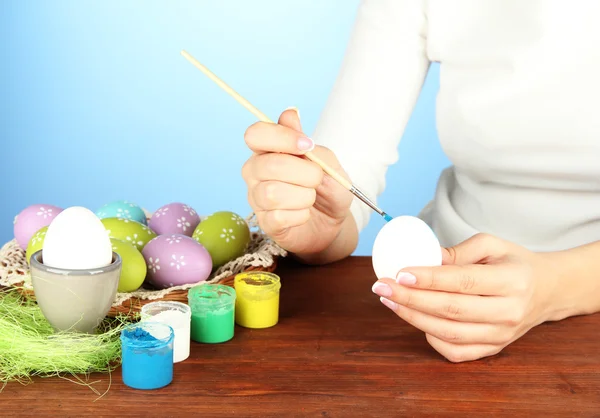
[2,256,599,416]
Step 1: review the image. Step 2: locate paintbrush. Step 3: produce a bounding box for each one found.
[180,49,393,223]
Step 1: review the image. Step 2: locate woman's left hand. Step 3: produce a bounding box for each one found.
[371,233,564,363]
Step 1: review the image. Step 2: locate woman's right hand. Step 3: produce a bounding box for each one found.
[242,108,354,256]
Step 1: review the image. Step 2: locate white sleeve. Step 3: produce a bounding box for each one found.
[311,0,430,232]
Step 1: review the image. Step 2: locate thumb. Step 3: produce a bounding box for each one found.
[278,107,302,132]
[442,233,508,265]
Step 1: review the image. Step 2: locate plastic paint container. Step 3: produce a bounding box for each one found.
[140,301,191,363]
[120,322,174,390]
[188,284,236,343]
[234,271,281,329]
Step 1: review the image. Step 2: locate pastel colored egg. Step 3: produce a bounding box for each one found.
[13,204,64,250]
[42,206,113,270]
[96,200,147,225]
[110,238,147,292]
[141,234,212,289]
[26,226,48,263]
[101,217,157,251]
[192,211,250,268]
[148,202,200,237]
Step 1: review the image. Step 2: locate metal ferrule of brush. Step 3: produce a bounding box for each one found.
[349,185,385,217]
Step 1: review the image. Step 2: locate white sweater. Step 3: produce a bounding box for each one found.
[312,0,600,251]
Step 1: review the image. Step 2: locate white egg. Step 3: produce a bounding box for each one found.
[372,215,442,280]
[42,206,113,270]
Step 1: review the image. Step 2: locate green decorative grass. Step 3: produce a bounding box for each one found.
[0,288,135,397]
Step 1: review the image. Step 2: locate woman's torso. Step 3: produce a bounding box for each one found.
[423,0,600,250]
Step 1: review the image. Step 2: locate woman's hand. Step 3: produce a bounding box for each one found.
[242,108,354,258]
[371,233,566,362]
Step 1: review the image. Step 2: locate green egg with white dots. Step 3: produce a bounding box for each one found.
[110,238,146,292]
[192,211,250,268]
[26,226,48,264]
[101,217,156,251]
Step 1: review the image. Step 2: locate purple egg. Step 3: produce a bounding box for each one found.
[142,234,212,289]
[13,204,64,249]
[148,202,201,237]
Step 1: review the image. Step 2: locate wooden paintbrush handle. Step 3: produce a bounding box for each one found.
[303,151,352,190]
[181,50,353,191]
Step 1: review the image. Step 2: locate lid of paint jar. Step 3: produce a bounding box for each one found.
[188,284,236,311]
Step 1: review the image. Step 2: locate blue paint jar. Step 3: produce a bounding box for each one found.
[120,321,174,390]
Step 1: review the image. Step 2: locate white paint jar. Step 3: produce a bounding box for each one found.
[141,301,191,363]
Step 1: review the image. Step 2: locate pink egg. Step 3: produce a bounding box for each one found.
[148,202,200,237]
[142,234,212,289]
[13,204,64,249]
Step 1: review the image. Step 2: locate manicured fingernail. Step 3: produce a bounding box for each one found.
[372,281,392,297]
[285,106,300,120]
[396,272,416,285]
[380,296,398,310]
[297,136,314,152]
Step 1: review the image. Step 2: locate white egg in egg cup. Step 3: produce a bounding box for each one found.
[29,249,122,333]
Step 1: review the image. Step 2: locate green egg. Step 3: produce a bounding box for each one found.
[110,238,147,293]
[192,211,250,268]
[101,217,157,251]
[26,226,48,264]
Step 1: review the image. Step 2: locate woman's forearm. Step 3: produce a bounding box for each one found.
[547,240,600,321]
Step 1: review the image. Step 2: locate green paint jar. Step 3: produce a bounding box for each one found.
[188,284,236,343]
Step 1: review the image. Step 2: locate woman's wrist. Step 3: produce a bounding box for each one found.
[543,241,600,322]
[291,212,358,265]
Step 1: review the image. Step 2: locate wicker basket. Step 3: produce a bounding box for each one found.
[0,212,286,319]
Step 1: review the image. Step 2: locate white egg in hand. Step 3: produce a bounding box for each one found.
[372,216,442,280]
[42,206,113,270]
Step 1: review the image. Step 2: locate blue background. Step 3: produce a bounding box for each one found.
[0,0,449,256]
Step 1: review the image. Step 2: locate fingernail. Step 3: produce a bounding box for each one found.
[396,272,416,285]
[371,281,392,297]
[285,106,301,120]
[380,296,398,310]
[297,136,314,152]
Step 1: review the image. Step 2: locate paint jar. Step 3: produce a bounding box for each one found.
[234,271,281,329]
[140,301,191,363]
[188,284,236,343]
[120,321,174,390]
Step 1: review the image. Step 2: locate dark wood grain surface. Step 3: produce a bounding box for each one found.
[1,256,599,416]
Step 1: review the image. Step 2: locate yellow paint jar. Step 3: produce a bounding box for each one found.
[234,271,281,329]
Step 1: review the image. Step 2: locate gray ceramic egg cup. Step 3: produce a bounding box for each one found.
[29,250,122,334]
